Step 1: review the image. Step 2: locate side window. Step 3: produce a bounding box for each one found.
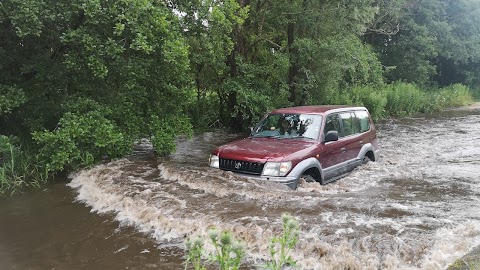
[352,112,361,134]
[355,110,371,133]
[324,114,340,137]
[339,112,354,137]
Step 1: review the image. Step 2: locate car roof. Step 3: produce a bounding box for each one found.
[270,105,367,115]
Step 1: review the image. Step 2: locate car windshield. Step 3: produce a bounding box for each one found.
[251,113,322,140]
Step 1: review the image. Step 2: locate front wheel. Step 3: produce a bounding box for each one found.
[298,174,316,188]
[362,155,371,164]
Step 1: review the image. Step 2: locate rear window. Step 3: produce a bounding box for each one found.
[355,110,371,133]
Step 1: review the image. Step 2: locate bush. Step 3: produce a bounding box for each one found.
[33,111,131,172]
[149,115,193,155]
[327,82,474,121]
[348,85,387,120]
[384,82,427,117]
[471,86,480,100]
[440,83,473,107]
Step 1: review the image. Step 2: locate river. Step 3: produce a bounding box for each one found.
[1,105,479,270]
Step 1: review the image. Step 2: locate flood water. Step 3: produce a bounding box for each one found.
[1,106,480,270]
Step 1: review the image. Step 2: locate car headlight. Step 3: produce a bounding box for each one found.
[209,154,219,168]
[262,161,292,177]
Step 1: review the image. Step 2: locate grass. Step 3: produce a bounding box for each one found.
[449,258,480,270]
[0,135,48,195]
[343,82,475,120]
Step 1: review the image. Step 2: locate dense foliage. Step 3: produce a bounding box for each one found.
[1,0,479,192]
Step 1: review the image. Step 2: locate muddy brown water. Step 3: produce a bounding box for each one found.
[1,106,480,270]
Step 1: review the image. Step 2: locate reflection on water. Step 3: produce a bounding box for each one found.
[1,107,480,269]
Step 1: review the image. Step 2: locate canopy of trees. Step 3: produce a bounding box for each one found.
[0,0,479,180]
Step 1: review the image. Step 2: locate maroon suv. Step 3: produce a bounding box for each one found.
[209,105,379,189]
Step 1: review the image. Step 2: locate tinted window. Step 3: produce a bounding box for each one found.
[339,112,354,137]
[355,110,371,133]
[324,114,341,137]
[352,112,361,134]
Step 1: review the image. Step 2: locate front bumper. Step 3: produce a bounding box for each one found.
[230,172,299,189]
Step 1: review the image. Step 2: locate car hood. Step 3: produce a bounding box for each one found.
[216,137,317,162]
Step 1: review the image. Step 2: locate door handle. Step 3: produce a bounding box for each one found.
[341,147,346,153]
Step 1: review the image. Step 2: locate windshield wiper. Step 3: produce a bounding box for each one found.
[251,134,280,138]
[286,136,315,140]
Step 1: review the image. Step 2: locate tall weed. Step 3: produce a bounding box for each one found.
[184,214,300,270]
[471,86,480,100]
[263,213,300,270]
[348,85,387,120]
[0,136,47,195]
[385,82,426,117]
[339,82,474,120]
[184,229,245,270]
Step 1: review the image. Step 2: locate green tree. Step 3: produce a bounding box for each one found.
[366,0,480,88]
[1,0,192,174]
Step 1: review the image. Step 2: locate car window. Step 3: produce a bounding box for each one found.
[339,112,354,137]
[355,110,370,133]
[352,112,361,134]
[252,113,322,140]
[324,113,341,137]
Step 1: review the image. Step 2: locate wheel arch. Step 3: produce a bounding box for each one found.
[302,167,323,184]
[288,157,325,185]
[357,143,377,162]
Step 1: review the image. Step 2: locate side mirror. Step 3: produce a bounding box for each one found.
[324,130,339,143]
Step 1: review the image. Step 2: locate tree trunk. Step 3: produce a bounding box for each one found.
[224,0,250,130]
[287,18,299,105]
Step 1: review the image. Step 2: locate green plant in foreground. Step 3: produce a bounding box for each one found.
[208,229,246,270]
[263,213,300,270]
[184,229,245,270]
[184,214,300,270]
[185,236,206,270]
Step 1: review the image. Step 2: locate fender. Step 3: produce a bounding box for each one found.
[286,157,325,184]
[356,143,379,161]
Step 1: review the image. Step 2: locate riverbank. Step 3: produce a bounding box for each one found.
[448,246,480,270]
[458,101,480,110]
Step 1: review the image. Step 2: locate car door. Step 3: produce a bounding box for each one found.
[338,112,362,172]
[355,109,375,146]
[318,113,350,179]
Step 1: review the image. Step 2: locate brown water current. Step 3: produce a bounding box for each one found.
[1,106,480,269]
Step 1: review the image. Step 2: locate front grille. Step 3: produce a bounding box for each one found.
[219,158,264,175]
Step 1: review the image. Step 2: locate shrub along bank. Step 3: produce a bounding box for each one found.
[345,82,474,120]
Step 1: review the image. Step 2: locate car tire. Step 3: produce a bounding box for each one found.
[300,174,316,183]
[362,155,371,164]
